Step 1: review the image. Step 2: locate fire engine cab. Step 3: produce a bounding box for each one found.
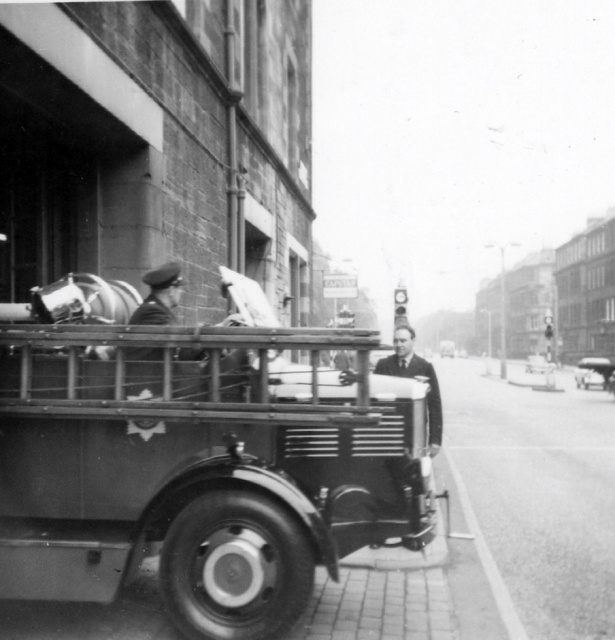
[0,267,438,640]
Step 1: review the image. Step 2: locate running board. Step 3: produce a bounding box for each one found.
[0,519,133,602]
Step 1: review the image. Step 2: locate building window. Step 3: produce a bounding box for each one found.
[245,222,271,290]
[286,59,298,169]
[288,250,308,362]
[287,237,309,329]
[588,231,606,257]
[242,1,267,125]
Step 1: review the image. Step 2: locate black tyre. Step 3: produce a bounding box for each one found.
[159,490,315,640]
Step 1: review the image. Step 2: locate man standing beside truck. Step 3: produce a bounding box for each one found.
[375,324,443,457]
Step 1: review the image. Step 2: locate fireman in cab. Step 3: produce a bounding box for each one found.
[129,261,185,326]
[127,261,202,363]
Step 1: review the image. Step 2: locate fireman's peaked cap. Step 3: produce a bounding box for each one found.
[142,262,184,290]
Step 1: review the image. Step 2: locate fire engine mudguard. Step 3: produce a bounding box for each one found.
[142,455,339,581]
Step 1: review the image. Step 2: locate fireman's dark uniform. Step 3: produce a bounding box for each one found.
[129,262,183,327]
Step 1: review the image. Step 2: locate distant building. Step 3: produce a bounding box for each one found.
[507,249,555,358]
[0,1,314,326]
[475,249,555,359]
[554,213,615,363]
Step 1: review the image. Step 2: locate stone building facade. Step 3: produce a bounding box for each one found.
[475,249,555,359]
[0,0,314,327]
[554,213,615,363]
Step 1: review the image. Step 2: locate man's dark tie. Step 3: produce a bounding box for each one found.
[399,359,406,370]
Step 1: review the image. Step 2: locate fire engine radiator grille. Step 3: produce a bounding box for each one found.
[351,411,406,457]
[280,404,408,460]
[351,428,405,456]
[282,428,340,458]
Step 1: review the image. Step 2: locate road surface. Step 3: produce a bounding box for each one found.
[436,356,615,640]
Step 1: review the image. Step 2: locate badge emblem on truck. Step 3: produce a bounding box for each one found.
[126,388,166,441]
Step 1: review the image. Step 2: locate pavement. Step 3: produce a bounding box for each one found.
[286,500,456,640]
[480,358,570,392]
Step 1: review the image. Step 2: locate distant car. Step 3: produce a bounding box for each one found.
[440,341,455,358]
[458,349,469,359]
[574,357,612,390]
[525,355,550,374]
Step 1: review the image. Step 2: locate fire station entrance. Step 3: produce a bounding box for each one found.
[0,20,160,305]
[0,89,96,303]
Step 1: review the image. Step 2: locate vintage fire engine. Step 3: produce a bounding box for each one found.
[0,268,438,640]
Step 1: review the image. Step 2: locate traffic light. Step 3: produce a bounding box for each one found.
[394,288,408,327]
[544,313,554,340]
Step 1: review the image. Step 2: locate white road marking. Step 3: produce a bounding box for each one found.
[448,446,615,451]
[444,445,531,640]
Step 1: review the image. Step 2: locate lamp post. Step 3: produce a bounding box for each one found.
[480,308,492,375]
[485,243,520,380]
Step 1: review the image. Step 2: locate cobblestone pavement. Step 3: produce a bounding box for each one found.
[290,564,457,640]
[0,511,458,640]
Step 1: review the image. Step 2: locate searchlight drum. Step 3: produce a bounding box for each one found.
[31,277,89,324]
[30,273,142,325]
[72,274,142,324]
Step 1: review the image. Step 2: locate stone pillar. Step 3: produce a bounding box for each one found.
[98,146,165,293]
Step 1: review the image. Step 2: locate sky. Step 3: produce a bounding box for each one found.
[311,0,615,330]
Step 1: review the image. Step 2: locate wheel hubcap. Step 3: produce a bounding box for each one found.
[202,528,271,608]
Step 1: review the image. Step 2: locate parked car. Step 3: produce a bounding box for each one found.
[525,355,550,374]
[574,357,612,390]
[439,340,455,358]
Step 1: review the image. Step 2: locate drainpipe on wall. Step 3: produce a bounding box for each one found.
[227,109,238,273]
[225,0,239,274]
[237,172,246,275]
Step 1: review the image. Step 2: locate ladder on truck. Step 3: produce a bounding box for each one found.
[0,323,384,429]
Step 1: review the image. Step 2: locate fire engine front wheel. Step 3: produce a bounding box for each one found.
[159,490,315,640]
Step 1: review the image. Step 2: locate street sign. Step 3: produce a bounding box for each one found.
[323,273,358,299]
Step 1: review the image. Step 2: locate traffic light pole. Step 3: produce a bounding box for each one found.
[485,242,520,381]
[499,252,508,380]
[544,312,554,362]
[544,312,556,390]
